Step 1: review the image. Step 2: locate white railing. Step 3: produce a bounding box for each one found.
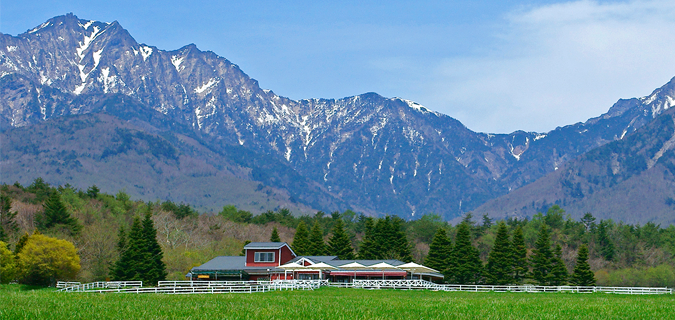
[60,279,672,295]
[351,280,673,295]
[85,285,269,294]
[58,281,143,292]
[56,281,81,288]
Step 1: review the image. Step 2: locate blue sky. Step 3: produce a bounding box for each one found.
[2,0,675,133]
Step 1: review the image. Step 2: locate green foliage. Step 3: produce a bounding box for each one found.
[142,211,167,285]
[86,185,100,198]
[358,217,378,259]
[424,228,451,279]
[112,214,166,284]
[308,221,327,256]
[292,222,310,256]
[511,226,528,284]
[0,194,18,242]
[485,222,513,285]
[219,205,253,223]
[530,224,553,285]
[549,244,568,286]
[448,223,482,284]
[595,220,615,261]
[270,227,281,242]
[161,201,197,220]
[0,241,17,284]
[596,264,675,288]
[328,219,355,260]
[570,244,595,286]
[36,192,82,236]
[26,178,52,204]
[17,233,80,286]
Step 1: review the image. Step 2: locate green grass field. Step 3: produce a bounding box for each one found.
[1,285,674,319]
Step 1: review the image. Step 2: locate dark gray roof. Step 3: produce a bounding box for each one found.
[243,242,287,249]
[191,256,285,273]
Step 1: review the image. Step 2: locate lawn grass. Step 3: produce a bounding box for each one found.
[1,285,673,319]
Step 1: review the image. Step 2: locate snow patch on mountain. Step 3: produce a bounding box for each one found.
[171,55,185,72]
[139,46,152,61]
[194,78,218,93]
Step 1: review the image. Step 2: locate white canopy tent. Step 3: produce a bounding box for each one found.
[278,262,306,280]
[397,262,440,280]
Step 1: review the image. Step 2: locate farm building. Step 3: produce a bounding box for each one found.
[189,242,444,282]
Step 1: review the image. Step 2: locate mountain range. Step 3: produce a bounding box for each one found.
[1,14,674,223]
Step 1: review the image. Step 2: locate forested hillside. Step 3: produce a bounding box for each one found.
[1,179,674,287]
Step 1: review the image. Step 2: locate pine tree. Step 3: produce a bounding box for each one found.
[373,217,393,259]
[391,217,413,262]
[596,220,615,261]
[270,227,281,242]
[511,226,528,284]
[358,217,378,259]
[307,221,327,255]
[292,221,310,256]
[448,223,482,284]
[570,244,595,286]
[549,244,568,285]
[142,211,167,285]
[111,226,129,280]
[0,194,18,242]
[530,224,554,285]
[425,228,452,277]
[485,222,513,285]
[38,192,81,236]
[328,219,355,259]
[240,240,251,256]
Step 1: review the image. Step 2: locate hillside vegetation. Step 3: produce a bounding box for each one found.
[0,179,674,286]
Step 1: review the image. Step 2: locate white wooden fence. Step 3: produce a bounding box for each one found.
[59,279,672,295]
[351,280,673,295]
[57,281,143,292]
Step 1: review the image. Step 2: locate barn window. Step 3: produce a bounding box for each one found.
[254,252,275,262]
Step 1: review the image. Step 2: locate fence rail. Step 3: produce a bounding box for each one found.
[58,281,143,292]
[60,279,672,295]
[56,281,81,288]
[351,280,673,294]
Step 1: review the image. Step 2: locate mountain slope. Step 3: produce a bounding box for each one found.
[1,14,674,220]
[475,107,675,225]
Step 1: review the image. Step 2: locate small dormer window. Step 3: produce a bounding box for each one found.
[254,252,275,262]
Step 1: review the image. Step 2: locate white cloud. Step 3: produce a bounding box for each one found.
[426,0,675,133]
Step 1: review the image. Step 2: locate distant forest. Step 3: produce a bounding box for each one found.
[1,178,674,287]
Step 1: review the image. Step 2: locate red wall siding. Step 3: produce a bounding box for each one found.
[245,245,296,267]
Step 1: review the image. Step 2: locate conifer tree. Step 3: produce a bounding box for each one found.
[448,222,482,284]
[113,217,146,281]
[596,220,615,261]
[0,194,18,242]
[570,244,595,286]
[485,222,513,285]
[270,227,281,242]
[373,216,393,258]
[391,217,413,262]
[14,232,29,255]
[358,217,378,259]
[37,192,81,236]
[110,226,129,280]
[328,219,355,259]
[240,240,251,256]
[142,211,167,285]
[549,244,568,285]
[425,228,452,277]
[511,226,528,284]
[292,221,310,256]
[307,221,327,255]
[530,224,554,285]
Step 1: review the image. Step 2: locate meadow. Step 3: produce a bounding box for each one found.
[1,285,673,319]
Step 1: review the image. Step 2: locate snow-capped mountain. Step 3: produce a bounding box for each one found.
[1,14,674,220]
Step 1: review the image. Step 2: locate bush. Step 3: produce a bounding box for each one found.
[17,234,80,286]
[0,241,17,284]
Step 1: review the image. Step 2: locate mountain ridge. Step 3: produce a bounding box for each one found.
[1,14,674,221]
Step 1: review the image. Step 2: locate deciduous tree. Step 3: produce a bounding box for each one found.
[0,241,17,284]
[17,233,80,286]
